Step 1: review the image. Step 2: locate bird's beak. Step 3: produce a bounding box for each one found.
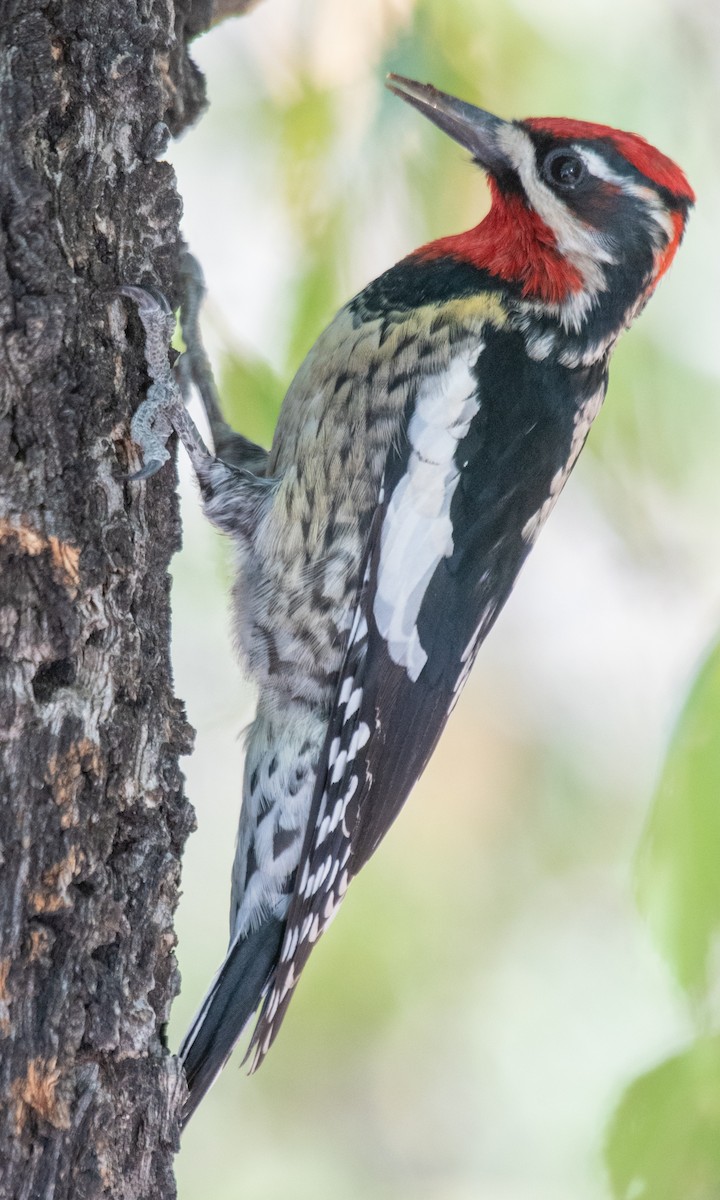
[386,74,511,175]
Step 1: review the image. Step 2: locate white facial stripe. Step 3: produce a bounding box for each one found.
[496,125,621,330]
[575,146,629,188]
[646,202,675,245]
[500,126,616,262]
[577,147,675,246]
[500,128,675,318]
[374,349,481,681]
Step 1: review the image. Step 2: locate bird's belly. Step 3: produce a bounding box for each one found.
[236,465,378,710]
[228,484,372,934]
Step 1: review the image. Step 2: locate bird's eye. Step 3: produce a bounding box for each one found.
[543,149,587,190]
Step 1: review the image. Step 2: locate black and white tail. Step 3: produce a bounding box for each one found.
[178,917,284,1126]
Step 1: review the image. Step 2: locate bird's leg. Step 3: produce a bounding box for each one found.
[176,252,269,475]
[120,284,214,482]
[121,282,275,541]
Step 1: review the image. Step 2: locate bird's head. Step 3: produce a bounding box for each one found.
[388,75,694,338]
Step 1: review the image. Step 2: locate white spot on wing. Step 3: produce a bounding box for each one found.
[330,749,347,784]
[281,925,299,963]
[329,797,344,832]
[299,859,309,893]
[374,350,481,680]
[444,598,498,720]
[521,382,606,544]
[347,722,370,761]
[343,687,363,722]
[315,856,332,892]
[279,963,295,1000]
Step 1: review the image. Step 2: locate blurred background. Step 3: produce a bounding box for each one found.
[167,1,720,1196]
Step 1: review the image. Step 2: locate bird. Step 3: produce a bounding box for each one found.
[122,74,693,1125]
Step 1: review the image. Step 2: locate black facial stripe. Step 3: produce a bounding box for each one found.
[525,127,685,207]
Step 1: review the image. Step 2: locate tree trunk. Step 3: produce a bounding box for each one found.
[0,2,208,1195]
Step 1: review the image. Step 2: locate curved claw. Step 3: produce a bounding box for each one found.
[119,283,173,318]
[125,458,165,482]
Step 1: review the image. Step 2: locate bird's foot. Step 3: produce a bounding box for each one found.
[120,283,212,480]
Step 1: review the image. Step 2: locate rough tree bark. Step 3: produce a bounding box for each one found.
[0,3,211,1196]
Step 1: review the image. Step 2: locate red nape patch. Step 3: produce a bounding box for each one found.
[653,209,686,286]
[525,117,695,203]
[411,184,584,305]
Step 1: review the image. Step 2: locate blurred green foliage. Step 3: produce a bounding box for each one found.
[220,349,283,448]
[591,342,720,497]
[605,640,720,1199]
[637,639,720,1001]
[606,1037,720,1200]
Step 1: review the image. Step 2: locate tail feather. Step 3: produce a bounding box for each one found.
[179,917,284,1126]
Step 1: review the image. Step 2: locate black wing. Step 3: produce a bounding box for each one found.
[247,325,608,1067]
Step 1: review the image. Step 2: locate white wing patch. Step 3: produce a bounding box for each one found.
[373,349,481,681]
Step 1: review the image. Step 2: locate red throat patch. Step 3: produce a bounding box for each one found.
[411,182,584,306]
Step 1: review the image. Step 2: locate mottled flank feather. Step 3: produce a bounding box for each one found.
[246,556,376,1069]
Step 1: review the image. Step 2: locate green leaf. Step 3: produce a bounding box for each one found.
[636,638,720,999]
[606,1037,720,1200]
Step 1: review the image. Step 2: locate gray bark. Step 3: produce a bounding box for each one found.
[0,2,208,1195]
